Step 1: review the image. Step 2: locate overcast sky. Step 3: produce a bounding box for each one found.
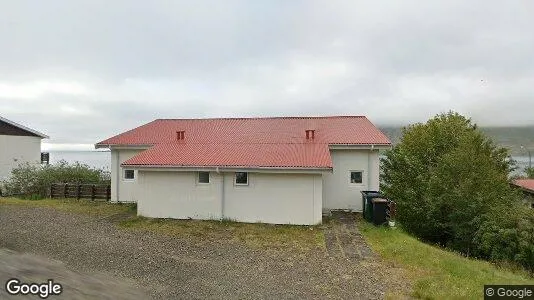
[1,1,533,149]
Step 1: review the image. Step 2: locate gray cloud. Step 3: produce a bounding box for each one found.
[1,0,533,148]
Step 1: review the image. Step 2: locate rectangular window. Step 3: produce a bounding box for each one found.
[124,169,135,180]
[235,172,248,185]
[350,171,363,184]
[198,171,210,184]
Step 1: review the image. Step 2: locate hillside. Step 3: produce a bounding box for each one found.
[379,126,534,156]
[359,220,534,299]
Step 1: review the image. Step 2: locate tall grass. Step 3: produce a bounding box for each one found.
[359,221,534,299]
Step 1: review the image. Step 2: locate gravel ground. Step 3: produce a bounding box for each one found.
[0,205,408,299]
[0,249,147,299]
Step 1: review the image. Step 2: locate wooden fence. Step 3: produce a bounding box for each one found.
[50,183,111,201]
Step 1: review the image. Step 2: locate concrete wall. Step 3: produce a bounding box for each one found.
[110,149,144,202]
[137,171,222,219]
[0,135,42,180]
[322,149,380,211]
[136,171,323,225]
[223,172,322,225]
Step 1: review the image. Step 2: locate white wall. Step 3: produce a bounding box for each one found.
[114,146,380,219]
[110,148,144,202]
[322,149,380,211]
[223,172,323,225]
[136,170,323,225]
[0,135,42,180]
[137,171,222,219]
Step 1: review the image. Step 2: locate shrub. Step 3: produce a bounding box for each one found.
[2,160,110,199]
[381,112,534,270]
[475,204,534,272]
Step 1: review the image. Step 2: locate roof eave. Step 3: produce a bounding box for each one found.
[0,115,48,138]
[511,183,534,194]
[120,164,332,172]
[328,143,392,150]
[94,143,154,149]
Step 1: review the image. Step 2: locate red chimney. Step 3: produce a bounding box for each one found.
[305,130,315,139]
[176,131,185,140]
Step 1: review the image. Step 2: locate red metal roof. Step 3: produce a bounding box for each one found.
[122,143,332,169]
[97,116,390,146]
[513,179,534,193]
[96,116,390,169]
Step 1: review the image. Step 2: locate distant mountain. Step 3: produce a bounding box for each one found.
[378,126,534,156]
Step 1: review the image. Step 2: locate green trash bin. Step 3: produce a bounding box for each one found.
[361,191,383,222]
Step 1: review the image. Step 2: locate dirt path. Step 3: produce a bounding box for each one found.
[0,205,408,299]
[324,211,376,261]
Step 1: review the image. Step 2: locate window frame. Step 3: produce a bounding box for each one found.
[197,171,210,184]
[349,170,364,185]
[123,169,135,181]
[234,172,249,186]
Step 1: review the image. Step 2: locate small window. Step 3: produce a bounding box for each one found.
[124,169,135,180]
[350,171,363,184]
[198,171,210,184]
[235,172,248,185]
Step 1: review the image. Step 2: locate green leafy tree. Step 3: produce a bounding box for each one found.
[381,112,517,251]
[526,167,534,179]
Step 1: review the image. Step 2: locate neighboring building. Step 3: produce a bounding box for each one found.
[512,179,534,208]
[95,116,391,225]
[0,115,48,181]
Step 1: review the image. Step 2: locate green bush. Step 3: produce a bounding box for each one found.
[2,160,110,199]
[475,204,534,272]
[381,112,533,270]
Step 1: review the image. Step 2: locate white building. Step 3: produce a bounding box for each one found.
[96,116,391,225]
[0,116,48,181]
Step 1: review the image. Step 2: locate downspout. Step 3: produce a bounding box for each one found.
[116,149,120,202]
[217,167,225,220]
[312,174,316,223]
[367,145,374,189]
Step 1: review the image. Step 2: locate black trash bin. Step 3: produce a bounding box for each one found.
[360,191,383,222]
[371,198,389,225]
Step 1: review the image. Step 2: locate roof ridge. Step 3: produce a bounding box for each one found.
[152,142,389,145]
[155,115,366,121]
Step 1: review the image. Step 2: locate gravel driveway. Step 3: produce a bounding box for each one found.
[0,205,407,299]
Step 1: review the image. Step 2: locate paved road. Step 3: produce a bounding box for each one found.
[0,205,407,299]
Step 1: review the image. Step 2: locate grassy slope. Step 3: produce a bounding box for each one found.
[358,221,534,299]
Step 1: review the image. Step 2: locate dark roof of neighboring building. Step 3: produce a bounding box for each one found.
[0,115,48,138]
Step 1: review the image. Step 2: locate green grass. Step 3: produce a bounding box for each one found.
[1,197,324,251]
[120,216,325,251]
[358,221,534,299]
[0,197,136,217]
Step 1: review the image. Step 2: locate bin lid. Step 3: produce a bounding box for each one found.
[372,198,388,203]
[361,191,383,198]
